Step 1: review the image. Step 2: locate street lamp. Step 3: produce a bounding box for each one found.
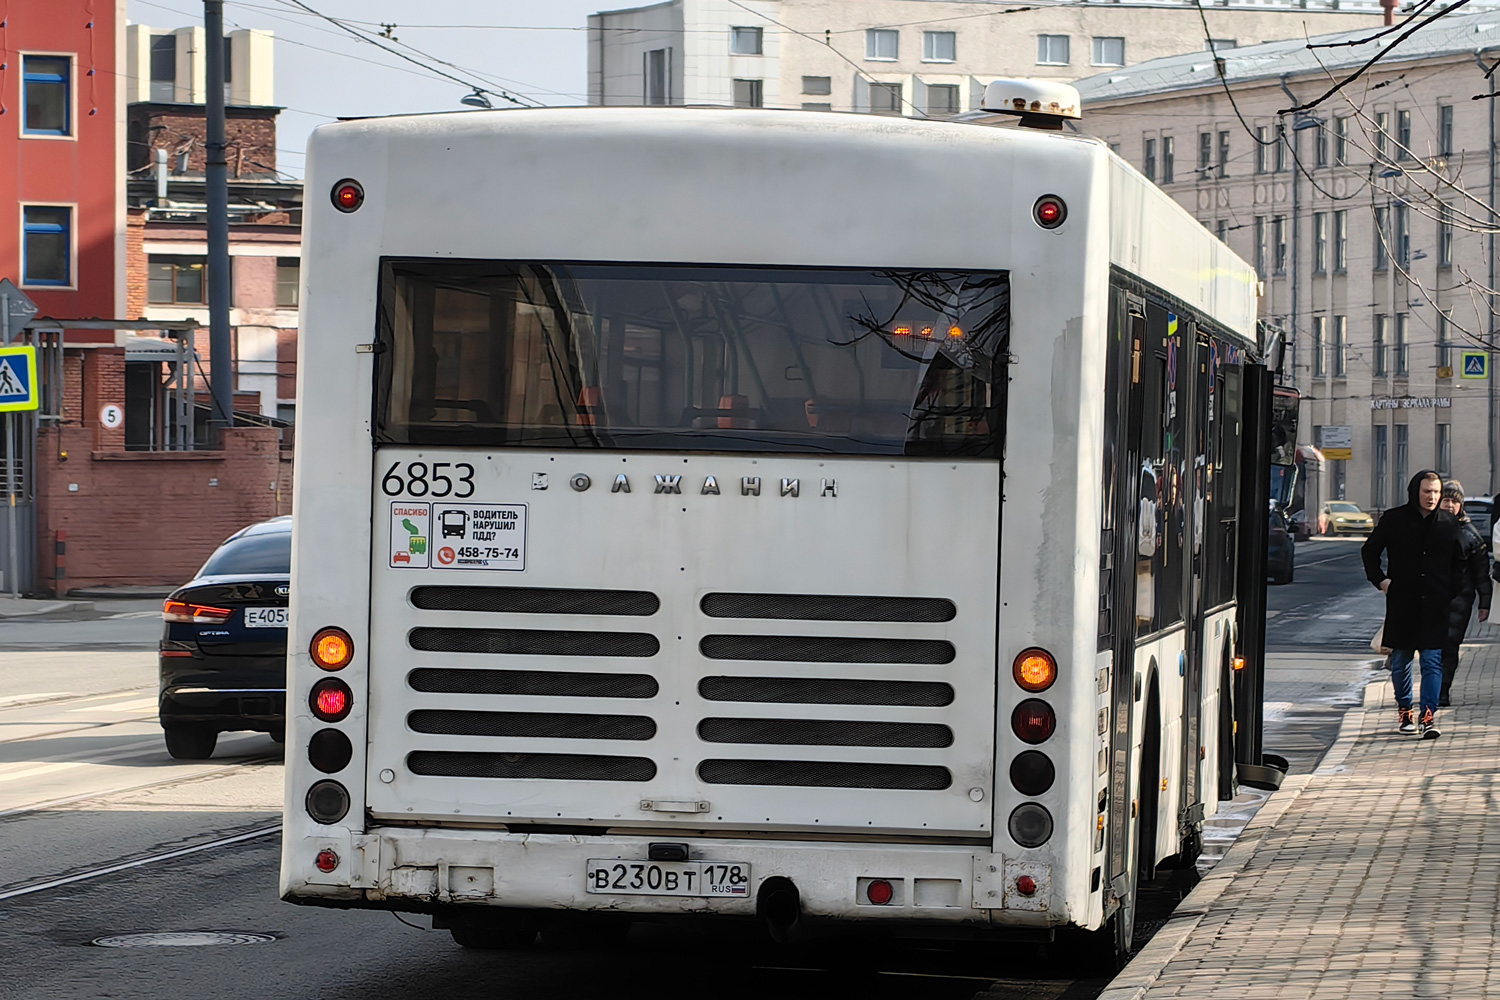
[460,90,493,109]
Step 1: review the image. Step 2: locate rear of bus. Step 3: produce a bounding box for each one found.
[282,108,1106,942]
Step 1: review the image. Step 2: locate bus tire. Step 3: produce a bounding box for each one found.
[445,912,538,950]
[1076,805,1139,975]
[163,725,217,760]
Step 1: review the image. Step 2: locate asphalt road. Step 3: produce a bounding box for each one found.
[0,555,1394,1000]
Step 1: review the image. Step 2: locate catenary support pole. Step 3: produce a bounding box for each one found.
[2,294,16,599]
[204,0,234,444]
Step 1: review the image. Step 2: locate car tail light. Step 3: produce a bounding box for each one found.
[306,780,350,825]
[865,879,895,905]
[1033,195,1067,229]
[310,678,353,722]
[311,627,354,670]
[163,600,233,624]
[1013,648,1058,692]
[1012,699,1056,744]
[331,178,363,213]
[315,849,340,873]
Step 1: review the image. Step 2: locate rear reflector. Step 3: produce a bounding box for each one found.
[315,849,339,873]
[866,879,895,905]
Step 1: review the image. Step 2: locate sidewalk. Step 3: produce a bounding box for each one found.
[0,597,93,619]
[1103,633,1500,999]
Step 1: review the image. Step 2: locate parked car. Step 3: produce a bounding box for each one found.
[1463,496,1492,553]
[158,516,291,760]
[1268,508,1295,585]
[1288,508,1313,541]
[1320,501,1374,536]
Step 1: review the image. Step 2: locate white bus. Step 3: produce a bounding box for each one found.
[281,94,1286,967]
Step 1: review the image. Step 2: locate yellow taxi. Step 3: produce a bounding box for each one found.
[1321,501,1374,535]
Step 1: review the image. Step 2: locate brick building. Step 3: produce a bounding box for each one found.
[1076,10,1500,513]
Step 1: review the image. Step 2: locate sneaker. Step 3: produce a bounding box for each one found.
[1399,709,1416,734]
[1420,709,1441,740]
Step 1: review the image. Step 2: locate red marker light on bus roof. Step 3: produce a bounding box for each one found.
[331,178,364,213]
[1033,195,1066,230]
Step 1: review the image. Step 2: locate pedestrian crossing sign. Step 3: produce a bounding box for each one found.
[1462,351,1489,380]
[0,345,39,412]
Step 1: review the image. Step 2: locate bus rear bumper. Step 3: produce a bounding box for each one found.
[282,827,1066,930]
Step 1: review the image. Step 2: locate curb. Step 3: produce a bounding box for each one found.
[1092,677,1382,1000]
[0,599,95,619]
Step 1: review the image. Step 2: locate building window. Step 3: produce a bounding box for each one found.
[1037,34,1070,66]
[1394,203,1409,267]
[22,55,71,135]
[1273,215,1287,274]
[644,48,671,105]
[1092,36,1125,67]
[732,78,763,108]
[1332,459,1347,500]
[1274,125,1287,172]
[868,82,902,115]
[1143,138,1156,181]
[1396,109,1412,160]
[1439,203,1453,267]
[1312,315,1326,377]
[1375,111,1389,160]
[802,75,831,95]
[1373,314,1388,377]
[1216,218,1229,243]
[1394,313,1409,375]
[1205,38,1236,50]
[21,206,70,286]
[1255,126,1269,173]
[1316,124,1329,167]
[1335,209,1348,271]
[150,34,176,102]
[1314,212,1328,273]
[1394,424,1409,498]
[801,102,832,112]
[1218,130,1230,178]
[730,26,763,55]
[867,29,899,61]
[147,255,209,304]
[1437,309,1452,369]
[277,258,300,308]
[1374,206,1389,271]
[1335,116,1348,165]
[1162,136,1174,183]
[1254,216,1267,276]
[1108,141,1122,156]
[1440,104,1454,156]
[1198,132,1212,174]
[1438,423,1452,477]
[923,31,956,62]
[1374,424,1388,508]
[1334,315,1347,377]
[925,84,960,116]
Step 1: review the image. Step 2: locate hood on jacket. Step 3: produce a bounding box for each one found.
[1408,469,1442,512]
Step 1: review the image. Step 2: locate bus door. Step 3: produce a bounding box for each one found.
[1178,332,1211,844]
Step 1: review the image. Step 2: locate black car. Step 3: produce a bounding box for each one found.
[1267,508,1295,585]
[159,516,291,760]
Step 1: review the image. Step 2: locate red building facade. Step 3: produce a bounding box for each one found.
[1,0,125,340]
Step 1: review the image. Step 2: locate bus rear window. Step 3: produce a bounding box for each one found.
[375,260,1007,457]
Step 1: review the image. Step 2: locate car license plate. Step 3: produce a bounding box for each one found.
[585,859,751,897]
[242,607,289,628]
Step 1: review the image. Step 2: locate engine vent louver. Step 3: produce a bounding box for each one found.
[408,750,656,782]
[410,627,659,658]
[410,709,657,741]
[698,758,952,790]
[700,593,955,623]
[410,667,659,699]
[698,675,955,707]
[698,717,953,748]
[411,586,660,616]
[700,634,954,664]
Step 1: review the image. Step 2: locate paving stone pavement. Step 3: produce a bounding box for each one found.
[1101,633,1500,999]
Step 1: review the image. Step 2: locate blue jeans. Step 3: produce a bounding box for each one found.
[1390,648,1443,716]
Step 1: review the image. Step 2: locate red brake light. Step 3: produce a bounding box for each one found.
[1012,699,1057,744]
[331,178,364,213]
[1033,195,1067,229]
[310,678,353,722]
[1016,875,1037,896]
[315,849,340,873]
[163,599,233,624]
[866,879,894,905]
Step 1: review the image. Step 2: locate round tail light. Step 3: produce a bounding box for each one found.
[1008,803,1054,848]
[1013,648,1058,692]
[866,879,894,905]
[311,627,354,670]
[1015,875,1038,896]
[1009,750,1056,795]
[1033,195,1067,229]
[309,728,354,773]
[331,178,364,213]
[310,678,353,722]
[1012,699,1056,744]
[315,849,340,873]
[306,780,350,825]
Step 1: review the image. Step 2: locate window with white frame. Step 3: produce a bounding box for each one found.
[149,34,176,102]
[730,27,763,55]
[732,79,763,108]
[868,82,902,115]
[866,29,898,61]
[1036,35,1069,66]
[277,258,300,309]
[22,206,71,285]
[1205,38,1236,50]
[23,55,71,136]
[923,31,955,62]
[1091,37,1125,67]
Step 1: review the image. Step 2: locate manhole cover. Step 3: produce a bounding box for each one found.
[92,932,276,948]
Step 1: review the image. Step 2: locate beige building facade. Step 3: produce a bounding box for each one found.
[588,0,1385,115]
[1078,13,1500,511]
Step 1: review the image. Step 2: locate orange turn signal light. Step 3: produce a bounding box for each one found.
[1013,648,1058,693]
[1232,656,1247,672]
[312,627,354,670]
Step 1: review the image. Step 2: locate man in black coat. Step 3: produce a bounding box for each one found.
[1438,479,1491,706]
[1361,470,1466,738]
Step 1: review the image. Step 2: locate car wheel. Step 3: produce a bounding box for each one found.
[270,727,286,744]
[164,725,218,760]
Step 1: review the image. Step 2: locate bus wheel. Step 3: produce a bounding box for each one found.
[442,911,538,950]
[163,725,217,760]
[1076,816,1138,975]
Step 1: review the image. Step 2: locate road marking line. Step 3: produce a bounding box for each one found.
[0,753,279,820]
[65,696,158,715]
[103,611,162,620]
[0,693,73,709]
[0,737,168,782]
[0,824,282,901]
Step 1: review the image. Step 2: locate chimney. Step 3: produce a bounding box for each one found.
[1381,0,1397,26]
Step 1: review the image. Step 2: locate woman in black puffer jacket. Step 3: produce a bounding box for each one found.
[1439,479,1491,706]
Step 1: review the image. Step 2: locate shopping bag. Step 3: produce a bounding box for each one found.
[1371,626,1392,655]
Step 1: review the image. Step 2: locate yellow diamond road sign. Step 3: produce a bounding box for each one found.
[0,345,39,413]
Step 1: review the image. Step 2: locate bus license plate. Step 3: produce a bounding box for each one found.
[585,859,751,897]
[242,607,289,628]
